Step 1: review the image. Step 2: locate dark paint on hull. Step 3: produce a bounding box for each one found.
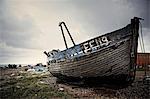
[51,72,134,85]
[47,17,140,85]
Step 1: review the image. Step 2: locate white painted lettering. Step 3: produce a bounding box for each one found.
[82,36,111,53]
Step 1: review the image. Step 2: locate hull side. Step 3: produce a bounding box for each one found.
[48,18,139,83]
[49,37,131,78]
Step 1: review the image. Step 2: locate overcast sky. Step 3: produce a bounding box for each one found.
[0,0,149,64]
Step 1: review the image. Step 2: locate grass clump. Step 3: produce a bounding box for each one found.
[0,76,70,99]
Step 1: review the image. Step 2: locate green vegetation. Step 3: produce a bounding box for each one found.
[136,68,145,71]
[0,75,70,99]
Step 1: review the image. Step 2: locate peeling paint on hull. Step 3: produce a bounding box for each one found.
[46,17,140,83]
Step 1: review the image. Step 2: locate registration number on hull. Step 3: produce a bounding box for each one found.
[81,36,111,53]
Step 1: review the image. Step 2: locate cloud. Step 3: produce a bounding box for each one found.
[0,42,46,64]
[71,0,149,34]
[0,0,149,64]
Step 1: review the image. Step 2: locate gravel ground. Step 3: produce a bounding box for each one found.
[0,68,149,99]
[53,71,150,99]
[55,79,149,99]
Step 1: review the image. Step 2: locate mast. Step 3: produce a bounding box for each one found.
[129,17,140,82]
[59,22,76,49]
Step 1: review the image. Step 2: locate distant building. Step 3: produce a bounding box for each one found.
[137,53,150,70]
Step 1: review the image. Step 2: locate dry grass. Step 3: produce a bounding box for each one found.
[0,68,70,99]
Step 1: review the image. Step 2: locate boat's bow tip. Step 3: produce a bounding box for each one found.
[44,51,49,57]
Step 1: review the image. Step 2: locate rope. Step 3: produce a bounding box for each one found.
[139,21,147,76]
[139,33,144,52]
[139,22,145,53]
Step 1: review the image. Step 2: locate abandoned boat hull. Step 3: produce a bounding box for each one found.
[50,37,131,81]
[46,17,140,83]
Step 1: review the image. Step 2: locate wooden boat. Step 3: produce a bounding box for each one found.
[44,17,141,84]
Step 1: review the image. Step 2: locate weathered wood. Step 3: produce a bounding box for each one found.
[47,17,140,83]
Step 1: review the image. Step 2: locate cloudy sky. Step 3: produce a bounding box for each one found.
[0,0,149,64]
